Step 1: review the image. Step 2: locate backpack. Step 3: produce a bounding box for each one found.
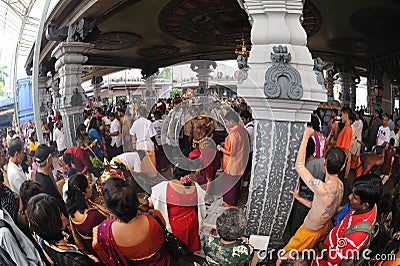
[0,219,25,266]
[0,246,16,266]
[339,221,379,266]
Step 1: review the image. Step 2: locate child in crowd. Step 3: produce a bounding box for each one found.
[202,208,254,265]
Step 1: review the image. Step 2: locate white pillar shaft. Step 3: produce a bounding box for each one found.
[339,73,352,108]
[93,83,101,105]
[38,76,48,117]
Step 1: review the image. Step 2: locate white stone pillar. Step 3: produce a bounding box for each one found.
[38,76,48,119]
[325,69,335,100]
[91,76,103,106]
[338,72,352,108]
[145,75,156,108]
[93,83,101,105]
[190,61,216,92]
[240,0,326,238]
[51,42,93,147]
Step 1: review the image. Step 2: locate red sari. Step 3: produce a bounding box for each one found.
[167,184,201,252]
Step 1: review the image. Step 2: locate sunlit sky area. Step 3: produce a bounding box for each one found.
[0,0,58,97]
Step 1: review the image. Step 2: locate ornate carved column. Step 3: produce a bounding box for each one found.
[51,79,61,111]
[38,76,48,119]
[51,42,93,147]
[91,76,103,106]
[144,75,157,108]
[239,0,326,238]
[325,69,335,100]
[337,72,351,108]
[190,61,217,92]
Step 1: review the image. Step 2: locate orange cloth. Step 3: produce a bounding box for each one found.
[284,223,328,252]
[143,150,157,177]
[117,210,165,260]
[336,126,352,151]
[222,125,249,176]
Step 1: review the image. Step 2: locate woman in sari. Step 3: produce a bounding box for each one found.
[150,164,206,256]
[66,174,108,256]
[92,177,175,266]
[87,117,104,162]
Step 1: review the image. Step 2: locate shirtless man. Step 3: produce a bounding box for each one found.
[278,127,346,264]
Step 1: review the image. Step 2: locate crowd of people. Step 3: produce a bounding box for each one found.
[0,94,398,265]
[279,106,400,265]
[0,95,255,266]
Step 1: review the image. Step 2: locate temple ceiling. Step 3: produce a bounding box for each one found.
[26,0,400,79]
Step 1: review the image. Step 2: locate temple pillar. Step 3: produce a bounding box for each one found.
[190,61,216,93]
[38,76,48,119]
[145,75,156,109]
[240,0,326,238]
[51,42,93,147]
[338,72,351,108]
[325,69,335,100]
[91,76,103,106]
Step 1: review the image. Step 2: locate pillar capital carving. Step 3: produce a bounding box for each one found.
[190,60,216,92]
[239,0,325,122]
[52,42,93,72]
[242,0,306,46]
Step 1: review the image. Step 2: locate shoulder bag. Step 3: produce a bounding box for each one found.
[147,211,190,258]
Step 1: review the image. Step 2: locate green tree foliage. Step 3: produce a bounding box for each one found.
[158,67,172,79]
[0,66,9,97]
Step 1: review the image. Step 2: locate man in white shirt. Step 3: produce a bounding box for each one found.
[7,137,27,194]
[109,112,123,159]
[53,120,67,155]
[376,113,390,147]
[130,107,157,167]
